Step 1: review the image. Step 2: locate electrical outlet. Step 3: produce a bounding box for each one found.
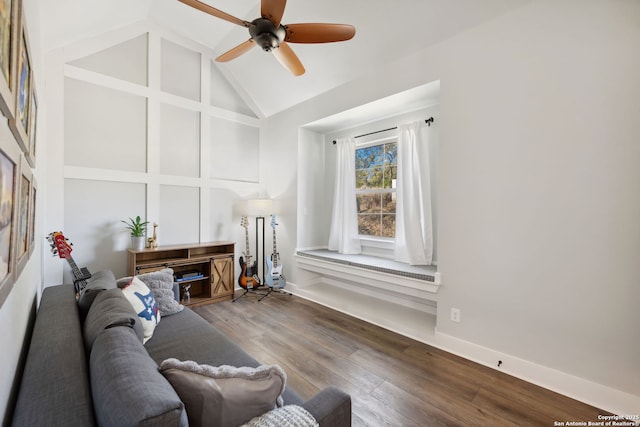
[450,308,461,323]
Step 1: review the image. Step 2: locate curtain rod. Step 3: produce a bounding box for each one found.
[332,117,434,144]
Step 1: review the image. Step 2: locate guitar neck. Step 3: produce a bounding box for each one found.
[272,227,278,267]
[244,226,252,260]
[66,256,84,281]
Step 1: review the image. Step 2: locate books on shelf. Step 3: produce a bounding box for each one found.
[175,272,204,282]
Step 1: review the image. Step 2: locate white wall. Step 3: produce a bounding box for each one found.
[263,0,640,414]
[45,22,265,283]
[0,0,46,423]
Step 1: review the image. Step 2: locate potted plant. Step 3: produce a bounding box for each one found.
[122,215,149,251]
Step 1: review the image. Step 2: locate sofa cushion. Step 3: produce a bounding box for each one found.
[90,326,188,427]
[144,308,304,406]
[160,358,286,427]
[83,288,143,355]
[77,270,117,321]
[121,276,161,344]
[117,268,184,316]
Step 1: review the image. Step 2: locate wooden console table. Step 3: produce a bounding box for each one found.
[127,242,235,307]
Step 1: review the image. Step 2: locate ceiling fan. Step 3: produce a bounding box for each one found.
[178,0,356,76]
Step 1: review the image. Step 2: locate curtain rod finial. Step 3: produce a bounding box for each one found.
[425,117,434,127]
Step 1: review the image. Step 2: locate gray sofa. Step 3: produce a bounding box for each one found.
[11,281,351,426]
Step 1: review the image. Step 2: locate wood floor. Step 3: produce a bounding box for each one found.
[192,292,609,426]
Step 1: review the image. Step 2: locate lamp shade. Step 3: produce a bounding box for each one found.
[248,199,273,216]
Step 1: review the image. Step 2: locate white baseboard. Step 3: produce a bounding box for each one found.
[433,330,640,417]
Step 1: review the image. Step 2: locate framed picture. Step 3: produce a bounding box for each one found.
[8,7,29,152]
[15,155,29,274]
[0,127,20,308]
[25,80,35,166]
[0,0,19,121]
[27,176,34,256]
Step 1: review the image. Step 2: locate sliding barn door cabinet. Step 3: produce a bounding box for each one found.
[127,242,235,307]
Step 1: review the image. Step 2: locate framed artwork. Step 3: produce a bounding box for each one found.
[25,80,35,166]
[0,131,19,308]
[27,176,34,256]
[0,0,19,121]
[15,157,29,274]
[8,8,29,152]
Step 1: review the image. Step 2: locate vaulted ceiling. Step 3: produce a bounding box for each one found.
[40,0,531,117]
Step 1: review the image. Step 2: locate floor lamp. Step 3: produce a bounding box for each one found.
[248,199,272,284]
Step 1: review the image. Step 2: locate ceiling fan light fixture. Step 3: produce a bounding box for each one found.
[250,18,286,52]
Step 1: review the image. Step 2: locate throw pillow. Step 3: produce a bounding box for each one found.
[121,276,161,344]
[117,268,184,316]
[160,358,286,427]
[241,405,318,427]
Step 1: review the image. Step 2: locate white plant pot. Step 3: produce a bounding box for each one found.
[131,236,146,251]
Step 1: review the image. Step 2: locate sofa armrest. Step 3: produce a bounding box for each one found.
[301,386,351,427]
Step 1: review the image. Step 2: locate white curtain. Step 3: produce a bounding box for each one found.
[328,138,362,254]
[394,121,433,265]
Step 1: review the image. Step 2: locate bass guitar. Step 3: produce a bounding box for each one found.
[47,231,92,294]
[238,216,260,289]
[265,215,285,289]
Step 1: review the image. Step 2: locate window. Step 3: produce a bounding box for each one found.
[355,140,397,238]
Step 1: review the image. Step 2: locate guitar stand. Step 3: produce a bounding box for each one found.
[258,287,292,302]
[258,276,292,302]
[232,286,267,302]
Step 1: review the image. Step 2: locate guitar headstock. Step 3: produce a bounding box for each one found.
[270,215,278,229]
[240,215,248,229]
[47,231,73,259]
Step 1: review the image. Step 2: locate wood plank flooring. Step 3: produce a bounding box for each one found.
[192,292,609,426]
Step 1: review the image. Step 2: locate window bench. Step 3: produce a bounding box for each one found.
[295,249,441,294]
[294,249,441,343]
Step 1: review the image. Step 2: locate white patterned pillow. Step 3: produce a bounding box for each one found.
[121,276,161,344]
[241,405,318,427]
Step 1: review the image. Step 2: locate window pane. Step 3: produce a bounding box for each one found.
[381,214,395,238]
[384,142,397,167]
[356,170,368,189]
[384,166,396,188]
[357,193,381,213]
[365,166,384,189]
[381,193,395,213]
[356,145,384,170]
[358,214,381,236]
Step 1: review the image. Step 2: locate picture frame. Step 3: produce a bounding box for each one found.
[15,154,29,275]
[8,7,29,152]
[0,124,21,308]
[27,175,34,256]
[0,0,19,121]
[25,79,35,166]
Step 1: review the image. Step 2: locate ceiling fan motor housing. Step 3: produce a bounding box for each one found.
[250,18,286,51]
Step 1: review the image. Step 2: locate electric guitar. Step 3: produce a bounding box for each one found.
[238,216,260,289]
[265,215,285,289]
[47,231,92,294]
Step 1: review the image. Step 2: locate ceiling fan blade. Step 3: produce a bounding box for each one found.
[272,42,305,76]
[178,0,250,28]
[216,39,256,62]
[285,23,356,44]
[261,0,287,27]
